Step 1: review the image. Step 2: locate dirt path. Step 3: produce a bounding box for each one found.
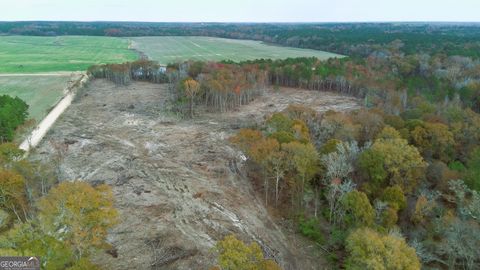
[19,73,88,152]
[0,71,77,77]
[30,80,360,270]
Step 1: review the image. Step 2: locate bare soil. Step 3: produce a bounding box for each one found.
[31,80,360,270]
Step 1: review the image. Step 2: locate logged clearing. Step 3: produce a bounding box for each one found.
[0,36,137,73]
[131,36,343,64]
[0,73,80,121]
[31,80,360,270]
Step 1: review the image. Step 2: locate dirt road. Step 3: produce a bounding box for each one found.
[19,73,88,152]
[31,80,360,269]
[0,71,77,77]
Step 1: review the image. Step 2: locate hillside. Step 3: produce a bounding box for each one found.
[30,79,360,269]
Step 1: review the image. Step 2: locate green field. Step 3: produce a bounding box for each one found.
[0,35,340,125]
[0,35,341,73]
[131,36,342,64]
[0,36,138,73]
[0,75,70,121]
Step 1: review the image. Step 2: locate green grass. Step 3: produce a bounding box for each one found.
[0,35,340,124]
[0,75,70,121]
[131,36,342,64]
[0,36,138,73]
[0,35,341,73]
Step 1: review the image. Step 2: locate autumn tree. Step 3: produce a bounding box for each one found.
[269,131,295,145]
[319,139,342,155]
[316,111,359,143]
[230,129,290,207]
[213,235,281,270]
[357,149,388,196]
[411,122,454,162]
[411,195,435,225]
[371,126,426,193]
[183,78,200,118]
[187,61,205,78]
[37,181,118,258]
[266,113,311,142]
[285,104,317,125]
[11,159,57,202]
[380,185,406,211]
[0,143,24,166]
[378,206,398,229]
[266,113,293,135]
[0,221,74,270]
[282,141,318,208]
[352,109,385,144]
[0,169,28,221]
[178,63,264,113]
[229,129,263,154]
[374,185,406,229]
[341,190,375,228]
[250,138,280,206]
[345,227,421,270]
[376,126,402,141]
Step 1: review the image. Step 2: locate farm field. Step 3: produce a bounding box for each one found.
[0,36,137,73]
[0,74,73,121]
[131,36,343,64]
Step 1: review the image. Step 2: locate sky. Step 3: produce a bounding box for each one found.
[1,0,479,22]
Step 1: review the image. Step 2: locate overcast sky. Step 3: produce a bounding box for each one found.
[1,0,479,22]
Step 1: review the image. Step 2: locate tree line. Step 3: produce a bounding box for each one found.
[168,62,268,115]
[3,22,480,59]
[88,60,168,85]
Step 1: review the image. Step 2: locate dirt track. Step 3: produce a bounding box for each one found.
[19,73,87,152]
[0,72,77,77]
[31,80,360,270]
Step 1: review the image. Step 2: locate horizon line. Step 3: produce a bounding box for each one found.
[1,20,480,24]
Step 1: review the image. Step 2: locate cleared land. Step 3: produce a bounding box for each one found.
[0,36,137,73]
[131,36,343,64]
[0,74,78,121]
[31,79,360,270]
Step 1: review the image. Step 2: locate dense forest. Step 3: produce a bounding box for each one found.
[2,22,480,58]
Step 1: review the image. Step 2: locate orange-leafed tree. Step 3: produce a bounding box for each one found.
[38,181,118,258]
[250,138,280,206]
[229,129,263,154]
[183,78,200,118]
